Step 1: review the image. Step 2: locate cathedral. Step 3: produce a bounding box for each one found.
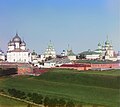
[7,33,31,63]
[44,41,56,59]
[94,37,114,60]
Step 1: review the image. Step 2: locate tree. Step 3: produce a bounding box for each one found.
[52,98,58,107]
[44,96,50,107]
[66,100,75,107]
[30,93,43,104]
[7,88,26,99]
[77,104,82,107]
[47,98,58,107]
[93,105,98,107]
[58,98,66,107]
[27,104,32,107]
[79,54,86,59]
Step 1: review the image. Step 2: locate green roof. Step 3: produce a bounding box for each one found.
[95,49,102,51]
[80,51,100,55]
[32,50,37,55]
[67,50,76,56]
[76,60,118,64]
[98,43,101,46]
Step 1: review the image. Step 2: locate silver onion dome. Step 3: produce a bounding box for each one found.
[20,41,26,46]
[12,33,21,42]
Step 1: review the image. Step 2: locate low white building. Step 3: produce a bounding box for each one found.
[43,57,71,68]
[7,33,31,63]
[86,53,100,60]
[80,50,100,60]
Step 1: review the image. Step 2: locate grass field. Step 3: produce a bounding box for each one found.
[0,69,120,107]
[0,95,27,107]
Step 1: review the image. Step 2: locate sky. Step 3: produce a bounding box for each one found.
[0,0,119,54]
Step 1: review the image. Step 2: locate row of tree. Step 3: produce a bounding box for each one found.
[0,68,17,76]
[7,88,75,107]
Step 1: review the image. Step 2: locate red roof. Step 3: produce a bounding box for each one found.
[61,64,91,67]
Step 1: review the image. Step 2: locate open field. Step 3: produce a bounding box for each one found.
[0,95,27,107]
[0,69,120,107]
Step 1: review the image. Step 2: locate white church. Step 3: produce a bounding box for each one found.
[7,33,31,63]
[44,40,56,59]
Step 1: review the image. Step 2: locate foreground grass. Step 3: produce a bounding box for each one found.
[0,95,27,107]
[0,69,120,107]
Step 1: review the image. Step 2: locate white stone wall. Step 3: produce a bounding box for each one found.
[15,42,20,48]
[7,52,31,63]
[86,54,100,60]
[0,55,5,61]
[68,56,76,61]
[20,46,26,50]
[44,62,56,68]
[8,46,14,51]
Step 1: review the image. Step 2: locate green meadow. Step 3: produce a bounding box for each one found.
[0,69,120,107]
[0,95,27,107]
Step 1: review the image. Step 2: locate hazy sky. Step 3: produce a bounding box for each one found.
[0,0,119,54]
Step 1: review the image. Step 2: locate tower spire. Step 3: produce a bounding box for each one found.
[68,44,70,50]
[15,30,19,37]
[107,35,108,41]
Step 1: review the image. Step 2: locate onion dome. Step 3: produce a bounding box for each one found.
[11,41,15,46]
[98,43,101,46]
[105,40,109,45]
[20,41,26,46]
[8,40,15,46]
[105,35,110,45]
[0,49,3,53]
[12,33,21,42]
[8,40,12,46]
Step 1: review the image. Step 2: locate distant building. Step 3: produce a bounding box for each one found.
[80,50,100,60]
[117,51,120,60]
[31,50,38,65]
[79,36,116,61]
[61,50,67,57]
[44,41,56,59]
[65,45,76,61]
[44,57,71,68]
[67,49,76,61]
[7,33,31,63]
[0,49,5,61]
[94,37,114,60]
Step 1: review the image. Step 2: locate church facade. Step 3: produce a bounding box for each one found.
[7,33,31,63]
[94,38,114,60]
[44,41,56,59]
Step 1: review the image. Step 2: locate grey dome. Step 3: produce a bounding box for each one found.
[12,33,21,42]
[11,41,15,46]
[20,41,26,46]
[8,40,12,46]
